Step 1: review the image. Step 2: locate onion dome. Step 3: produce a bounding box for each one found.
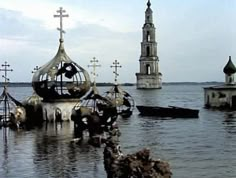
[104,60,134,118]
[22,92,42,110]
[32,40,91,101]
[32,7,91,101]
[22,92,44,124]
[71,88,118,129]
[104,84,135,118]
[223,56,236,75]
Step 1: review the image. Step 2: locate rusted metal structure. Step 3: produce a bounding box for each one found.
[21,66,43,126]
[71,58,118,140]
[0,62,24,127]
[104,60,135,118]
[32,7,90,101]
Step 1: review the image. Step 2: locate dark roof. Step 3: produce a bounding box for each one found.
[223,56,236,74]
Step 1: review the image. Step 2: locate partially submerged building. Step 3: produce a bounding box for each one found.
[136,0,162,89]
[204,56,236,109]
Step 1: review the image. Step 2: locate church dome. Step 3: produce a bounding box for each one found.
[32,7,91,101]
[32,39,91,101]
[223,56,236,75]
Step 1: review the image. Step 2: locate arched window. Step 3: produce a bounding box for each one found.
[146,46,150,56]
[146,64,151,75]
[146,31,150,42]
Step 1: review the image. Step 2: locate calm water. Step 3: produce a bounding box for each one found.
[1,84,236,178]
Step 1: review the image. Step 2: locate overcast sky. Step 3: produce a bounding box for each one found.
[0,0,235,83]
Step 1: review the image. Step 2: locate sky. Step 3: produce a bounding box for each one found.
[0,0,235,83]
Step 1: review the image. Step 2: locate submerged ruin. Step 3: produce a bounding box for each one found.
[31,7,91,122]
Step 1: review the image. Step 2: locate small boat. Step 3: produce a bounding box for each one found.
[136,105,199,118]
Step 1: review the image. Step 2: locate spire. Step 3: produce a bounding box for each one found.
[147,0,151,8]
[223,56,236,75]
[145,0,153,24]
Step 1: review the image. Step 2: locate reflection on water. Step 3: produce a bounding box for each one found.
[223,112,236,134]
[0,85,236,178]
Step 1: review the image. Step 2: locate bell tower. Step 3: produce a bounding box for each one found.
[136,0,162,89]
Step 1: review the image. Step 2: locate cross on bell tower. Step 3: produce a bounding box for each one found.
[111,60,122,84]
[54,7,69,42]
[88,57,101,89]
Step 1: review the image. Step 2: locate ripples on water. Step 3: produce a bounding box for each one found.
[0,84,236,178]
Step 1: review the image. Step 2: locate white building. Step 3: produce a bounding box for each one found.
[204,56,236,109]
[136,0,162,89]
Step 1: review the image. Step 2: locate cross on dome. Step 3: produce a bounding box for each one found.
[111,60,122,84]
[0,61,13,86]
[88,57,101,88]
[53,7,69,42]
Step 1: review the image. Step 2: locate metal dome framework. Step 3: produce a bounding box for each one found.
[0,62,23,126]
[104,84,135,118]
[32,7,91,101]
[32,41,91,101]
[104,60,135,118]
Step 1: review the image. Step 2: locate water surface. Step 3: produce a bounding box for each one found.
[1,84,236,178]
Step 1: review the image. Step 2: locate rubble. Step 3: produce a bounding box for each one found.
[103,139,172,178]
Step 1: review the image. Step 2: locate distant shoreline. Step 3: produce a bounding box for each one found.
[0,82,224,87]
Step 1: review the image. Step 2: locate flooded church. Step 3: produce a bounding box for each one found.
[204,56,236,109]
[32,7,91,121]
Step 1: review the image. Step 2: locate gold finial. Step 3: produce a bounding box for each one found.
[147,0,151,8]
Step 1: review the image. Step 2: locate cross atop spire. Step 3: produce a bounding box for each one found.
[111,60,122,84]
[88,57,101,89]
[54,7,69,42]
[147,0,151,8]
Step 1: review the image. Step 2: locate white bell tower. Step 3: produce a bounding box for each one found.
[136,0,162,89]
